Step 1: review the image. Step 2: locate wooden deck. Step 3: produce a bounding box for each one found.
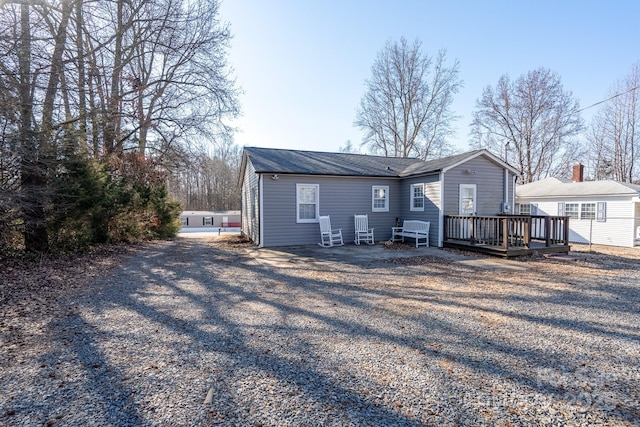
[443,215,571,258]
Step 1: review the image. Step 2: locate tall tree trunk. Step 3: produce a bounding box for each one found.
[41,1,71,140]
[18,3,49,252]
[75,0,88,152]
[105,0,124,153]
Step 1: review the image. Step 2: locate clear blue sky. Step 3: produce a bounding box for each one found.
[219,0,639,154]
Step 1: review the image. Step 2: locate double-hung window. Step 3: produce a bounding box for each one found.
[581,203,596,220]
[203,216,213,226]
[372,186,389,212]
[519,203,531,215]
[411,184,424,211]
[560,201,606,221]
[564,203,579,219]
[519,203,538,215]
[296,184,319,223]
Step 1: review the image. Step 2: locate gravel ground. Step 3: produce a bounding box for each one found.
[1,237,639,426]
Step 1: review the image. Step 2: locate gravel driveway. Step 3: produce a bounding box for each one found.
[1,237,639,426]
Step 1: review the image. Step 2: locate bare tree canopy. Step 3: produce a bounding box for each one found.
[166,142,242,212]
[355,38,462,160]
[587,63,640,183]
[0,0,240,252]
[471,68,584,183]
[338,140,359,154]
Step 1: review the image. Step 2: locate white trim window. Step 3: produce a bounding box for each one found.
[564,203,579,219]
[519,203,531,215]
[203,216,213,226]
[410,184,425,211]
[296,184,319,223]
[459,184,477,215]
[519,203,538,215]
[581,203,596,220]
[372,186,389,212]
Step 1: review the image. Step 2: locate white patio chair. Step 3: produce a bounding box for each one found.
[354,214,374,245]
[318,215,344,247]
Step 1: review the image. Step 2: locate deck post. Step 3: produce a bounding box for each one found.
[469,216,475,245]
[502,217,508,250]
[524,217,530,248]
[443,216,449,242]
[545,216,551,247]
[564,216,570,245]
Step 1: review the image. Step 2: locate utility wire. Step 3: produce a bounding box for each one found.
[578,84,640,112]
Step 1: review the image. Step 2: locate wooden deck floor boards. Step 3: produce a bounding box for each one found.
[443,239,571,258]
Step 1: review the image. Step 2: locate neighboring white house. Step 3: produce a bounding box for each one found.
[179,210,241,229]
[516,166,640,247]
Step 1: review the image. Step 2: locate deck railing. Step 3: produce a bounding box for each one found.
[443,215,570,249]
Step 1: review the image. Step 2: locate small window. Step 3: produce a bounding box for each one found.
[519,203,531,215]
[597,202,606,222]
[203,216,213,226]
[372,186,389,212]
[411,184,424,211]
[180,217,188,226]
[564,203,579,219]
[297,184,319,223]
[581,203,596,220]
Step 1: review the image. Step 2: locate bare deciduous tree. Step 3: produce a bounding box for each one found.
[355,38,462,160]
[338,140,359,154]
[587,63,639,183]
[0,0,241,252]
[166,143,242,211]
[471,68,584,184]
[119,0,239,156]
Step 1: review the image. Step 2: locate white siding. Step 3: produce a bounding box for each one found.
[522,197,636,247]
[634,202,640,246]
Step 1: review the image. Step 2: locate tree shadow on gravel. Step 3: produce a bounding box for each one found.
[17,238,639,426]
[113,240,432,425]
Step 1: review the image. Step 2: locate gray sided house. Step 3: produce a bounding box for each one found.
[239,147,519,248]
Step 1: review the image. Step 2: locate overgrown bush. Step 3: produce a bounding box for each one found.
[1,151,183,255]
[45,153,183,253]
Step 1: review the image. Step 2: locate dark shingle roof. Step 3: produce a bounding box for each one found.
[243,147,502,178]
[399,150,486,176]
[244,147,424,177]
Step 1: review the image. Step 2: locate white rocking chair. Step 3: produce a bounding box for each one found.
[318,215,344,247]
[354,214,375,245]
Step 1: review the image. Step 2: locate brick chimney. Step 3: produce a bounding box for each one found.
[572,163,584,182]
